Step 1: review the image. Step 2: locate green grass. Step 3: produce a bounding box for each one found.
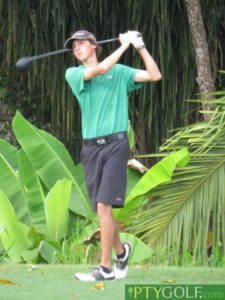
[0,264,225,300]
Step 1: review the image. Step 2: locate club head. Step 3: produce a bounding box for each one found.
[15,57,33,73]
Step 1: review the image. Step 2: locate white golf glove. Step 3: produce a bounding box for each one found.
[128,31,145,50]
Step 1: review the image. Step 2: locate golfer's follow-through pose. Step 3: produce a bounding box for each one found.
[64,30,161,282]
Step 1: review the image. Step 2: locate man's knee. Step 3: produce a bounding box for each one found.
[97,202,112,218]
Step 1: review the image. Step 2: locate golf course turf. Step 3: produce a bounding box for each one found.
[0,264,224,300]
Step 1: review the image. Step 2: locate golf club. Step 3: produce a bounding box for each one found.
[15,37,119,73]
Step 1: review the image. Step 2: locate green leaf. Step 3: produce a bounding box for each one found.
[12,111,94,220]
[0,190,31,262]
[0,153,30,224]
[0,139,18,170]
[38,240,60,263]
[128,121,135,150]
[115,148,190,221]
[38,130,78,181]
[127,148,190,202]
[68,164,93,217]
[75,217,99,244]
[21,226,44,263]
[44,179,72,241]
[21,247,39,263]
[18,149,46,233]
[126,168,143,196]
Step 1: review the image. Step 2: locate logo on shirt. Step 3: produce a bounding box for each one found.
[107,75,113,79]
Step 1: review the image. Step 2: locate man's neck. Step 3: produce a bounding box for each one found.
[82,55,99,68]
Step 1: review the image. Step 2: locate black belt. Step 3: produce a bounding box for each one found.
[83,132,127,146]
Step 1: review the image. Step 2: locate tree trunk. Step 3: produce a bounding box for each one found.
[0,102,15,144]
[185,0,215,120]
[137,113,151,168]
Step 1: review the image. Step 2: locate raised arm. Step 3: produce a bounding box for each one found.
[134,48,162,82]
[128,31,161,82]
[83,33,131,81]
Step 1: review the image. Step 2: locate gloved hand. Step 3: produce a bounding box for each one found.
[119,32,131,49]
[128,31,145,50]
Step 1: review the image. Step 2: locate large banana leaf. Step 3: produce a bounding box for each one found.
[21,226,45,263]
[115,147,190,222]
[44,179,72,241]
[0,190,32,262]
[0,153,30,224]
[129,97,225,263]
[0,139,18,170]
[17,149,46,233]
[75,217,99,245]
[39,135,92,218]
[38,240,61,263]
[126,168,143,196]
[12,111,94,220]
[38,130,79,181]
[126,147,189,202]
[68,164,93,218]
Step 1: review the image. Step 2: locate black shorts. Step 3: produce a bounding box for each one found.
[81,132,130,212]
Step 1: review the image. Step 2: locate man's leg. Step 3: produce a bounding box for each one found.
[97,202,123,268]
[97,202,132,278]
[112,220,132,279]
[113,220,124,255]
[74,201,116,281]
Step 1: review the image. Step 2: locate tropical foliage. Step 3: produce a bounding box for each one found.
[0,112,192,264]
[1,95,225,266]
[126,91,225,266]
[0,112,153,263]
[0,1,225,267]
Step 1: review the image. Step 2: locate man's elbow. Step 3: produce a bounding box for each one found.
[151,72,162,82]
[84,64,108,80]
[98,63,108,75]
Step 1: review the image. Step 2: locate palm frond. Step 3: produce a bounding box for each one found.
[129,92,225,265]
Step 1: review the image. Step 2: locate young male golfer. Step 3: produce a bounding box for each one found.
[64,30,161,281]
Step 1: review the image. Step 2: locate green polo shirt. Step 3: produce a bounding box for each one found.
[65,64,143,139]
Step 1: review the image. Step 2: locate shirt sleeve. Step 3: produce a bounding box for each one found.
[65,67,85,97]
[117,64,144,92]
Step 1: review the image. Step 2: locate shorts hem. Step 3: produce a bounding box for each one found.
[94,200,124,212]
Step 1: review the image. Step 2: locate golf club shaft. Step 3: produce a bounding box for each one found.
[27,37,119,61]
[97,37,119,44]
